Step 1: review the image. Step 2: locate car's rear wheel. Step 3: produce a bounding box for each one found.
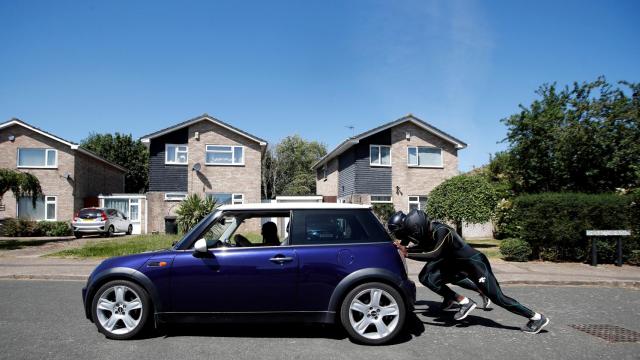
[340,282,405,345]
[126,225,133,235]
[74,232,83,239]
[105,225,114,238]
[91,280,150,340]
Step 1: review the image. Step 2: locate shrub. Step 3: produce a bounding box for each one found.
[0,218,71,237]
[492,198,518,239]
[499,238,532,262]
[372,203,395,223]
[511,193,637,262]
[175,194,217,233]
[628,250,640,266]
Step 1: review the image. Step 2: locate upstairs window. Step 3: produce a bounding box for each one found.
[17,148,57,168]
[165,144,188,165]
[407,147,442,167]
[206,145,244,165]
[370,145,391,166]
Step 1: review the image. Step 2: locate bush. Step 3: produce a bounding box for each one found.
[0,218,71,237]
[628,250,640,266]
[499,238,532,262]
[175,194,217,233]
[511,193,637,262]
[493,198,518,239]
[372,203,395,223]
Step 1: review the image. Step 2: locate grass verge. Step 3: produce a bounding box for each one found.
[47,234,180,258]
[466,238,501,258]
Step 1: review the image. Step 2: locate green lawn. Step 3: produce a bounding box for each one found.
[466,238,501,258]
[47,234,180,258]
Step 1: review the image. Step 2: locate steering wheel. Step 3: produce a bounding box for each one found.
[234,234,252,247]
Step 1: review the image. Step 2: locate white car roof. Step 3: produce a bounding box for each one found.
[217,202,371,211]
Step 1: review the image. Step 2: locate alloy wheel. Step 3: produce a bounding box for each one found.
[95,285,143,335]
[348,287,400,340]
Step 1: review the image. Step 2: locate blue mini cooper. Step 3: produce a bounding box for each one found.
[82,203,416,345]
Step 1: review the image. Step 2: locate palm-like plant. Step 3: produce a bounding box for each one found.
[175,194,217,233]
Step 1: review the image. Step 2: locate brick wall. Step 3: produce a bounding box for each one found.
[146,192,182,233]
[391,122,459,212]
[0,124,75,221]
[74,151,125,212]
[316,158,338,197]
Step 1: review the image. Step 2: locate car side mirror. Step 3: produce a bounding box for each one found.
[194,238,208,253]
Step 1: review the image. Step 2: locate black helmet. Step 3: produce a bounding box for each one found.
[404,209,432,246]
[387,211,406,234]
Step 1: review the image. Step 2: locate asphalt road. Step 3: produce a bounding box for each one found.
[0,280,638,360]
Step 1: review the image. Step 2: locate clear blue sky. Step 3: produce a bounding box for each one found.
[1,0,638,171]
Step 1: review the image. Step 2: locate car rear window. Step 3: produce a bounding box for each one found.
[289,209,391,245]
[78,209,103,218]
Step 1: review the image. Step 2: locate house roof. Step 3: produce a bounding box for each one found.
[139,113,267,147]
[312,114,468,170]
[0,118,128,172]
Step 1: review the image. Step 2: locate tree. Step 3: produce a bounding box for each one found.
[262,135,327,198]
[81,133,149,193]
[426,174,498,236]
[501,77,640,194]
[0,168,42,207]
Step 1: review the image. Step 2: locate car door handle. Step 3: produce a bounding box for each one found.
[269,256,294,263]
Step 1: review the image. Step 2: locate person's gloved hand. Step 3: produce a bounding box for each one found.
[394,240,408,258]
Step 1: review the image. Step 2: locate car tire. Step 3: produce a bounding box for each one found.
[91,280,151,340]
[340,282,406,345]
[126,225,133,235]
[105,226,114,238]
[74,232,83,239]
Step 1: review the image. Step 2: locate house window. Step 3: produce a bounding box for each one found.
[371,195,392,204]
[165,144,188,165]
[205,145,244,165]
[207,193,244,205]
[103,198,139,221]
[17,148,57,168]
[408,196,428,211]
[164,192,187,201]
[407,147,443,167]
[370,145,391,166]
[322,165,327,180]
[17,196,56,221]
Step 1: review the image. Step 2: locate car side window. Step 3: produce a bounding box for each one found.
[107,209,117,217]
[290,210,388,245]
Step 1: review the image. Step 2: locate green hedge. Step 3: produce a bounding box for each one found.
[511,193,638,262]
[499,238,532,262]
[0,219,72,237]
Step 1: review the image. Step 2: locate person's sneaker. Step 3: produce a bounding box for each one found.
[441,299,460,312]
[481,295,492,310]
[521,315,550,334]
[453,299,477,320]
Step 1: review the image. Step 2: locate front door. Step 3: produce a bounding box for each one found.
[171,247,298,313]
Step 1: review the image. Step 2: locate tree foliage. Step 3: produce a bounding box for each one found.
[499,77,640,193]
[0,168,43,207]
[426,174,498,235]
[81,133,149,193]
[262,135,327,198]
[175,194,216,233]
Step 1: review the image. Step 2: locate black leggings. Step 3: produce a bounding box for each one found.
[418,253,535,319]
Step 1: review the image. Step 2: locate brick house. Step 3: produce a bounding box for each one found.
[140,114,266,233]
[0,119,126,222]
[313,115,467,213]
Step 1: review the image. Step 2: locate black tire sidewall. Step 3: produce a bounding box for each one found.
[91,280,151,340]
[74,232,83,239]
[340,282,406,345]
[106,226,114,237]
[127,225,133,235]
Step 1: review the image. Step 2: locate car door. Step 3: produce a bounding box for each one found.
[170,246,299,313]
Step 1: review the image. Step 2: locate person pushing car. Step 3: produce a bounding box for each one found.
[388,209,550,334]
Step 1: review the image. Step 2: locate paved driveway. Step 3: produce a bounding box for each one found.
[0,280,638,360]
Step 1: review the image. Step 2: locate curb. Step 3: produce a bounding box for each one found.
[0,274,87,281]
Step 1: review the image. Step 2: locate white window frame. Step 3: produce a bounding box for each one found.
[16,195,57,221]
[408,195,428,211]
[370,195,392,204]
[165,144,188,165]
[232,193,244,205]
[129,198,140,222]
[17,148,58,169]
[164,192,188,201]
[370,145,391,167]
[407,146,443,168]
[205,145,244,166]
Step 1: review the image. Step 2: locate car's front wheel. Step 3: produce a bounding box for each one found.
[91,280,150,340]
[340,282,406,345]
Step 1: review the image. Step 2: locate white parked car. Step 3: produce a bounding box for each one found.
[72,208,132,239]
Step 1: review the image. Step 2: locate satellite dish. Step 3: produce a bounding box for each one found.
[192,163,201,172]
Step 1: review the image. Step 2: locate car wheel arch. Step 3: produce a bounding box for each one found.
[85,268,162,321]
[327,268,409,317]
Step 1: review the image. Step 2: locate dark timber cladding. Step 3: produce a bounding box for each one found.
[338,129,392,198]
[148,128,188,192]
